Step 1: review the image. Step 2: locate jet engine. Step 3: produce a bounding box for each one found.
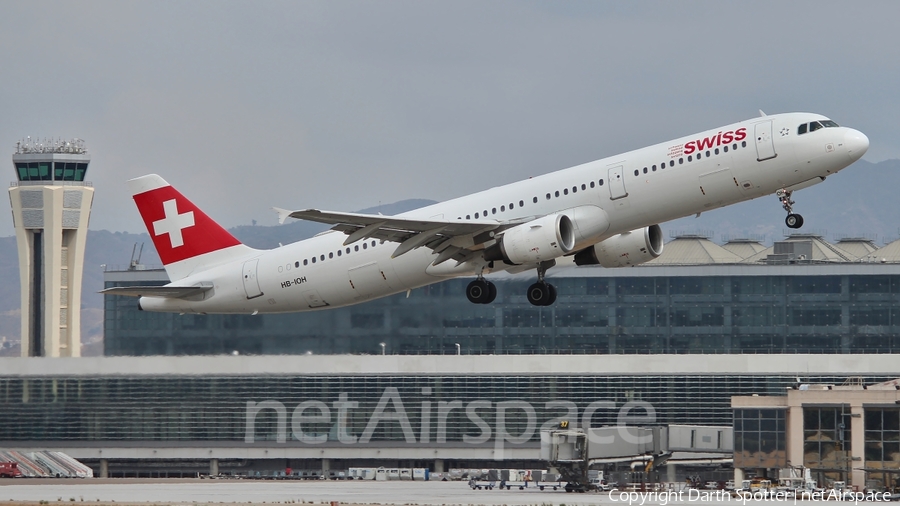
[484,213,576,265]
[573,225,664,267]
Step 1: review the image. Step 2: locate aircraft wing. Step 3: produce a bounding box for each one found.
[101,284,213,299]
[275,208,527,264]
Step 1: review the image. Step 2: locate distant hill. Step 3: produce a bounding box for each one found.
[0,198,436,351]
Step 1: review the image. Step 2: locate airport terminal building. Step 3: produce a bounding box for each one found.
[3,234,899,483]
[104,234,900,357]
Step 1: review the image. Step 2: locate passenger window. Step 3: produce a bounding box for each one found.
[643,167,648,174]
[590,181,595,188]
[500,205,505,212]
[669,160,674,167]
[474,212,479,218]
[295,261,300,268]
[337,250,341,257]
[581,184,586,191]
[483,210,488,216]
[534,196,539,203]
[705,151,710,157]
[634,169,639,176]
[320,254,325,260]
[687,156,692,162]
[312,257,316,264]
[546,193,551,200]
[555,191,559,197]
[492,208,497,214]
[714,148,719,155]
[723,145,728,152]
[303,259,308,266]
[563,188,569,195]
[346,247,350,254]
[329,252,334,259]
[678,158,683,164]
[732,143,737,150]
[363,243,367,250]
[697,152,702,159]
[466,215,470,219]
[509,202,514,209]
[652,164,657,170]
[372,240,376,246]
[571,186,576,193]
[742,141,746,148]
[519,200,524,207]
[355,245,359,251]
[599,179,604,186]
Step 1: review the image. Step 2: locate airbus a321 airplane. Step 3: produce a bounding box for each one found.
[103,112,869,313]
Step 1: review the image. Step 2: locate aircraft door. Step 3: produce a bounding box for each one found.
[607,166,628,200]
[755,121,777,161]
[242,259,263,299]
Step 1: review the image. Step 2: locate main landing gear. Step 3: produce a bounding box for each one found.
[777,188,804,229]
[527,261,557,307]
[466,277,497,304]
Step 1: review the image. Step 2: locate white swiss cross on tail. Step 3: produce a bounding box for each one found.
[153,199,195,248]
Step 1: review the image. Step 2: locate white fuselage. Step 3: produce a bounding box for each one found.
[141,112,866,314]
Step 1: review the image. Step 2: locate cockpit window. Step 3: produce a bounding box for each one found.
[798,120,838,135]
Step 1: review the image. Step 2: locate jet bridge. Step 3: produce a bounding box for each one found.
[540,424,733,493]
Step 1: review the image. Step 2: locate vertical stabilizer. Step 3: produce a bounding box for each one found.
[129,174,256,281]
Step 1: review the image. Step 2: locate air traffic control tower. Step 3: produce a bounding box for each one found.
[9,138,93,357]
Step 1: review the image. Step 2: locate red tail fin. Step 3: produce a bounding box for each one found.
[129,174,253,280]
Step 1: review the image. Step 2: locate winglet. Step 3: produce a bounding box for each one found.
[273,207,293,225]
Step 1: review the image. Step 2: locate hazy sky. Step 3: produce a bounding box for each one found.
[2,1,897,238]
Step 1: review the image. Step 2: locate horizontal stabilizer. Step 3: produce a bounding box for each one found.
[100,283,213,299]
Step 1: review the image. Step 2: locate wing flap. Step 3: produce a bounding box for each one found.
[101,283,213,299]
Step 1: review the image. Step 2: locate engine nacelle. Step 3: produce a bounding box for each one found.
[484,214,576,265]
[574,225,664,267]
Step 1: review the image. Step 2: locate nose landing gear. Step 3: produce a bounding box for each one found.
[777,188,804,229]
[527,260,558,307]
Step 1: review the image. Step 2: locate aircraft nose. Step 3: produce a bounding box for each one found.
[844,128,869,161]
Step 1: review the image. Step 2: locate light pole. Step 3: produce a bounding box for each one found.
[379,342,386,355]
[455,343,461,355]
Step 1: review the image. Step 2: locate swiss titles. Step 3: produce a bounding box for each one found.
[683,127,747,155]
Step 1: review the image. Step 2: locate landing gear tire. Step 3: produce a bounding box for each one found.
[486,281,497,304]
[527,282,555,306]
[466,279,497,304]
[785,213,804,229]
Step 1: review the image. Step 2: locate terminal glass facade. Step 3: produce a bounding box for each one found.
[105,267,900,356]
[864,408,900,476]
[733,408,787,469]
[803,406,854,475]
[0,374,885,444]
